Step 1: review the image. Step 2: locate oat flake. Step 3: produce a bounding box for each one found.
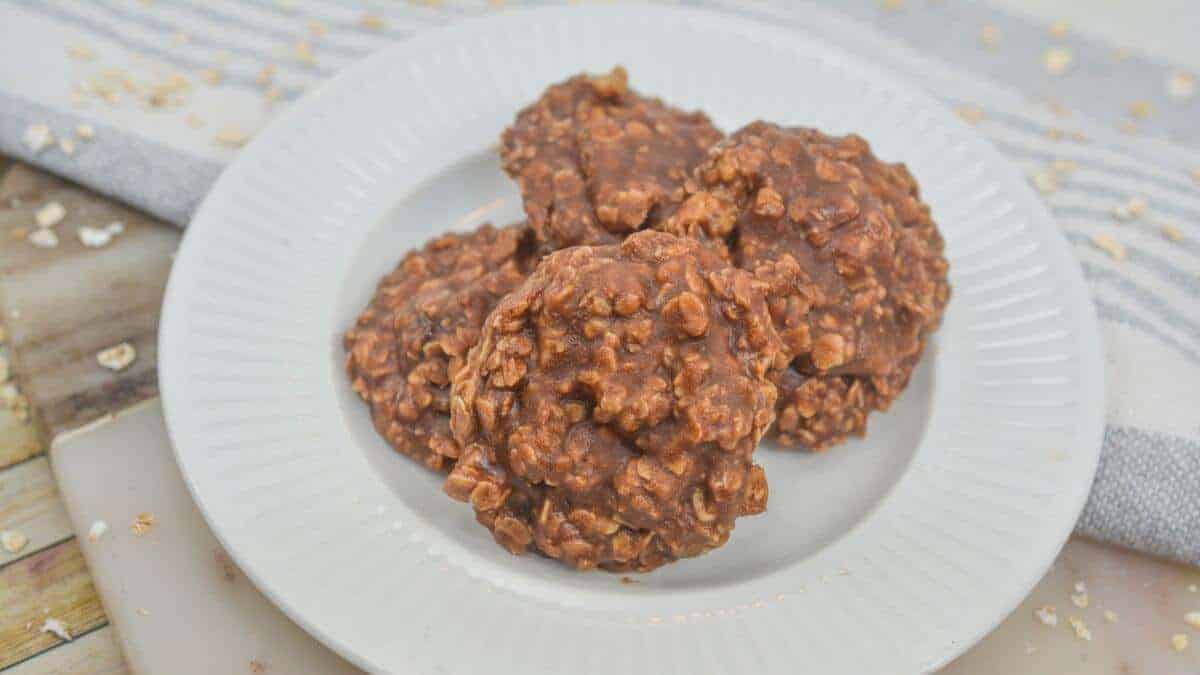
[87,520,109,542]
[28,228,59,249]
[1,529,29,553]
[58,138,77,156]
[130,512,155,535]
[1092,233,1126,261]
[978,24,1001,48]
[35,201,66,228]
[214,125,251,148]
[23,123,54,154]
[1162,224,1184,242]
[1167,71,1196,100]
[1034,605,1058,626]
[955,105,985,124]
[76,124,95,140]
[1104,609,1119,623]
[98,342,137,371]
[1043,48,1073,75]
[41,618,72,641]
[1171,633,1189,651]
[78,225,115,248]
[358,12,386,31]
[1068,616,1091,641]
[1070,592,1089,608]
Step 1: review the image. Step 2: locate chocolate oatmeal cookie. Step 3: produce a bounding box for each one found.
[444,231,780,571]
[500,67,724,253]
[661,122,949,449]
[344,223,535,471]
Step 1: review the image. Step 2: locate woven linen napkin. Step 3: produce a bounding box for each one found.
[1,0,1197,565]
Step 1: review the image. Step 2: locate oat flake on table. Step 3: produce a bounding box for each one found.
[97,342,136,371]
[1,529,29,553]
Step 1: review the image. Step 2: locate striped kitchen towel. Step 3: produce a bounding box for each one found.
[0,0,1197,565]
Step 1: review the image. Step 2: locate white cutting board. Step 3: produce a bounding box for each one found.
[49,399,360,675]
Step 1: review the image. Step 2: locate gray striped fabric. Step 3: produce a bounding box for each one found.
[1,0,1197,565]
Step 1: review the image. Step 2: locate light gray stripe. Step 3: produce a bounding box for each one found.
[0,90,220,226]
[1068,231,1200,298]
[988,138,1200,209]
[1077,425,1200,566]
[56,0,335,77]
[1093,299,1200,366]
[12,0,310,98]
[170,0,372,60]
[1052,204,1200,258]
[1079,260,1200,345]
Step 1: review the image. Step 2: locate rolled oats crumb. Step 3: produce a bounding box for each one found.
[954,105,985,125]
[87,520,109,542]
[1104,609,1119,623]
[1051,159,1079,174]
[1034,605,1058,626]
[619,576,638,585]
[358,12,387,31]
[1161,224,1184,242]
[78,225,117,248]
[1043,127,1065,140]
[256,64,277,87]
[1171,633,1189,651]
[307,20,328,37]
[130,512,155,536]
[250,660,267,673]
[1,529,29,553]
[1030,169,1058,194]
[978,24,1001,48]
[1073,580,1086,593]
[1189,583,1198,593]
[214,125,251,148]
[185,113,206,129]
[75,124,95,141]
[28,228,59,249]
[35,201,66,228]
[67,44,96,61]
[1068,616,1092,641]
[0,382,19,407]
[1091,233,1126,261]
[1182,611,1200,628]
[1049,20,1069,39]
[97,342,137,371]
[58,137,76,156]
[1070,592,1089,608]
[1127,100,1154,120]
[1167,71,1196,100]
[292,39,316,65]
[879,0,904,10]
[1043,48,1073,76]
[198,68,223,86]
[23,123,54,154]
[40,618,72,641]
[136,608,151,616]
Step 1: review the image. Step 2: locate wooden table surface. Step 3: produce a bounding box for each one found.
[0,155,175,674]
[0,157,1196,674]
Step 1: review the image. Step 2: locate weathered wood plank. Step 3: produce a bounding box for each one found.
[0,538,107,669]
[0,456,73,565]
[0,404,45,470]
[0,163,179,436]
[6,625,128,675]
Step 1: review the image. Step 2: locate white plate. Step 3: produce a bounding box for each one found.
[159,5,1103,674]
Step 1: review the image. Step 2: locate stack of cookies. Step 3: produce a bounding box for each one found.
[344,67,950,572]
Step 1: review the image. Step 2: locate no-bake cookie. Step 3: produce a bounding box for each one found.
[444,231,780,571]
[344,223,535,471]
[661,122,949,449]
[501,67,724,253]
